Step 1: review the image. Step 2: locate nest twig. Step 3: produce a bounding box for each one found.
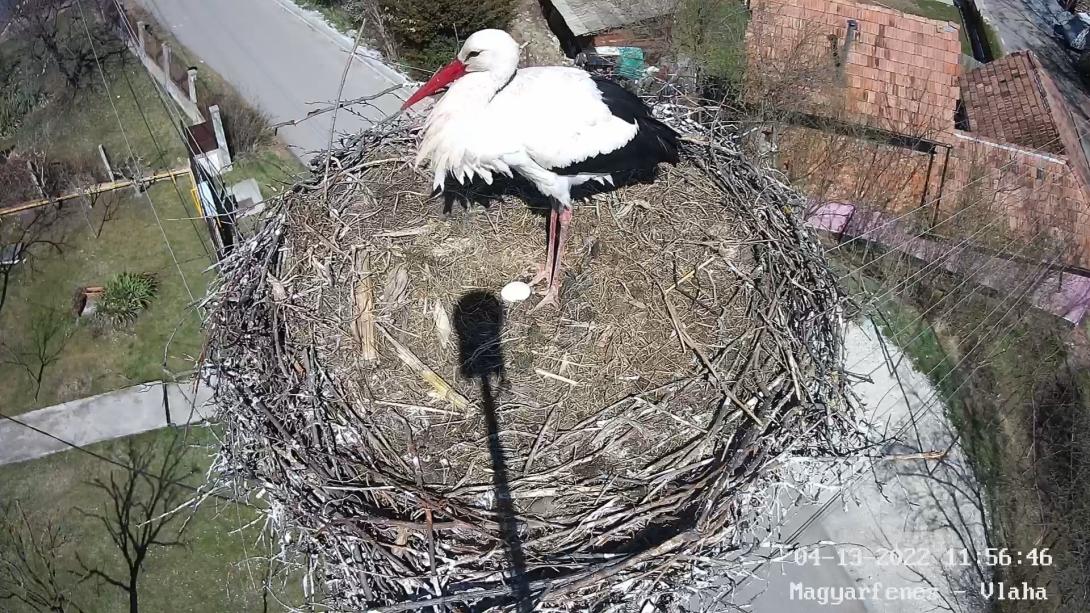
[204,97,856,611]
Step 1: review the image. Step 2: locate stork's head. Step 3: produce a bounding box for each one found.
[401,29,520,110]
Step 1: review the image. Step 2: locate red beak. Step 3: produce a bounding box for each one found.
[402,59,467,110]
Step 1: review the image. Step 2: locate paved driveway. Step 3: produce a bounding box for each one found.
[136,0,409,161]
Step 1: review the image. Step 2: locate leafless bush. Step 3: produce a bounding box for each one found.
[0,503,83,613]
[204,90,273,155]
[12,0,125,93]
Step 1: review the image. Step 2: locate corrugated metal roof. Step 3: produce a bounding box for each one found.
[748,0,962,136]
[550,0,678,36]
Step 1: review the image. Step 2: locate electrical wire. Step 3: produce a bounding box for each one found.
[74,0,198,310]
[774,251,1058,574]
[822,133,1068,254]
[0,407,253,508]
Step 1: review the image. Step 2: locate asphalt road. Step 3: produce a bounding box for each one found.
[721,324,987,613]
[136,0,409,161]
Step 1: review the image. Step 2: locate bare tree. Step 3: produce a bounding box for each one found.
[0,503,84,613]
[13,0,124,92]
[75,434,196,613]
[1,306,73,400]
[91,192,122,239]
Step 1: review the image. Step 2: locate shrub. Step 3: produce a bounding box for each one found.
[204,90,273,155]
[99,272,159,327]
[672,0,750,90]
[378,0,516,75]
[0,54,44,138]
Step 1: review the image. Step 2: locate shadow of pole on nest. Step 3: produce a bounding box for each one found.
[453,291,532,612]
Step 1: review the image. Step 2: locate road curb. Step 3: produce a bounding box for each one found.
[266,0,408,87]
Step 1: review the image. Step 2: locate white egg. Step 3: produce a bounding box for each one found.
[500,281,532,303]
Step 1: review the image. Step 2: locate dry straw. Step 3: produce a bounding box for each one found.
[204,97,856,611]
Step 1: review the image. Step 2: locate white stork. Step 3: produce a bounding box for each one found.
[402,29,680,309]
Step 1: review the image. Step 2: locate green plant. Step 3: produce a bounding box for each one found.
[673,0,750,89]
[204,89,273,155]
[0,55,45,138]
[99,272,159,326]
[378,0,516,75]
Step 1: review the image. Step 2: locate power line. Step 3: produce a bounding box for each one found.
[0,407,252,509]
[859,250,1060,432]
[106,0,243,240]
[822,132,1068,254]
[845,225,1056,373]
[112,58,214,263]
[774,252,1057,577]
[74,0,198,310]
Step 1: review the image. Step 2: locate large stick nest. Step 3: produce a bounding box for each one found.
[204,101,855,611]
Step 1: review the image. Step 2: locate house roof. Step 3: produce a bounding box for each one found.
[747,0,962,136]
[548,0,677,36]
[185,120,218,155]
[959,51,1066,155]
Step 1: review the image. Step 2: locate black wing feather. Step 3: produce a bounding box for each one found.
[552,77,680,176]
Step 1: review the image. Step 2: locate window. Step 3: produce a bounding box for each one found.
[954,100,970,131]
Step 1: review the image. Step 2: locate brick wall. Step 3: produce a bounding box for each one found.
[782,125,1090,269]
[939,133,1090,267]
[747,0,961,138]
[778,125,936,220]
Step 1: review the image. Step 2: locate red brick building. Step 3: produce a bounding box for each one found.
[747,0,962,137]
[749,0,1090,268]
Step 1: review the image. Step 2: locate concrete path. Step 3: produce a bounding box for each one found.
[0,381,214,465]
[136,0,409,161]
[723,323,988,612]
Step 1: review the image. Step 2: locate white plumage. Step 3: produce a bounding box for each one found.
[402,29,679,308]
[418,66,636,203]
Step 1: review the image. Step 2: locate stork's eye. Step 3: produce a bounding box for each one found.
[465,50,481,59]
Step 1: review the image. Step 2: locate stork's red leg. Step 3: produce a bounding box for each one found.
[532,206,571,311]
[530,206,559,287]
[550,207,573,290]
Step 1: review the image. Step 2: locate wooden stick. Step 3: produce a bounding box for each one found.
[352,250,378,363]
[377,323,471,411]
[535,368,580,386]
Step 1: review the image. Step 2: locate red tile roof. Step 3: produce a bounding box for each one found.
[959,51,1066,155]
[747,0,962,136]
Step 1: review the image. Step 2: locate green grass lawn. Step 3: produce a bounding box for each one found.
[0,182,212,415]
[225,147,308,198]
[5,62,187,173]
[0,427,301,613]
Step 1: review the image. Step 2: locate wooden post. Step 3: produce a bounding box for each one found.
[209,105,232,166]
[137,21,147,54]
[26,161,45,199]
[160,43,172,76]
[98,144,114,180]
[187,68,198,104]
